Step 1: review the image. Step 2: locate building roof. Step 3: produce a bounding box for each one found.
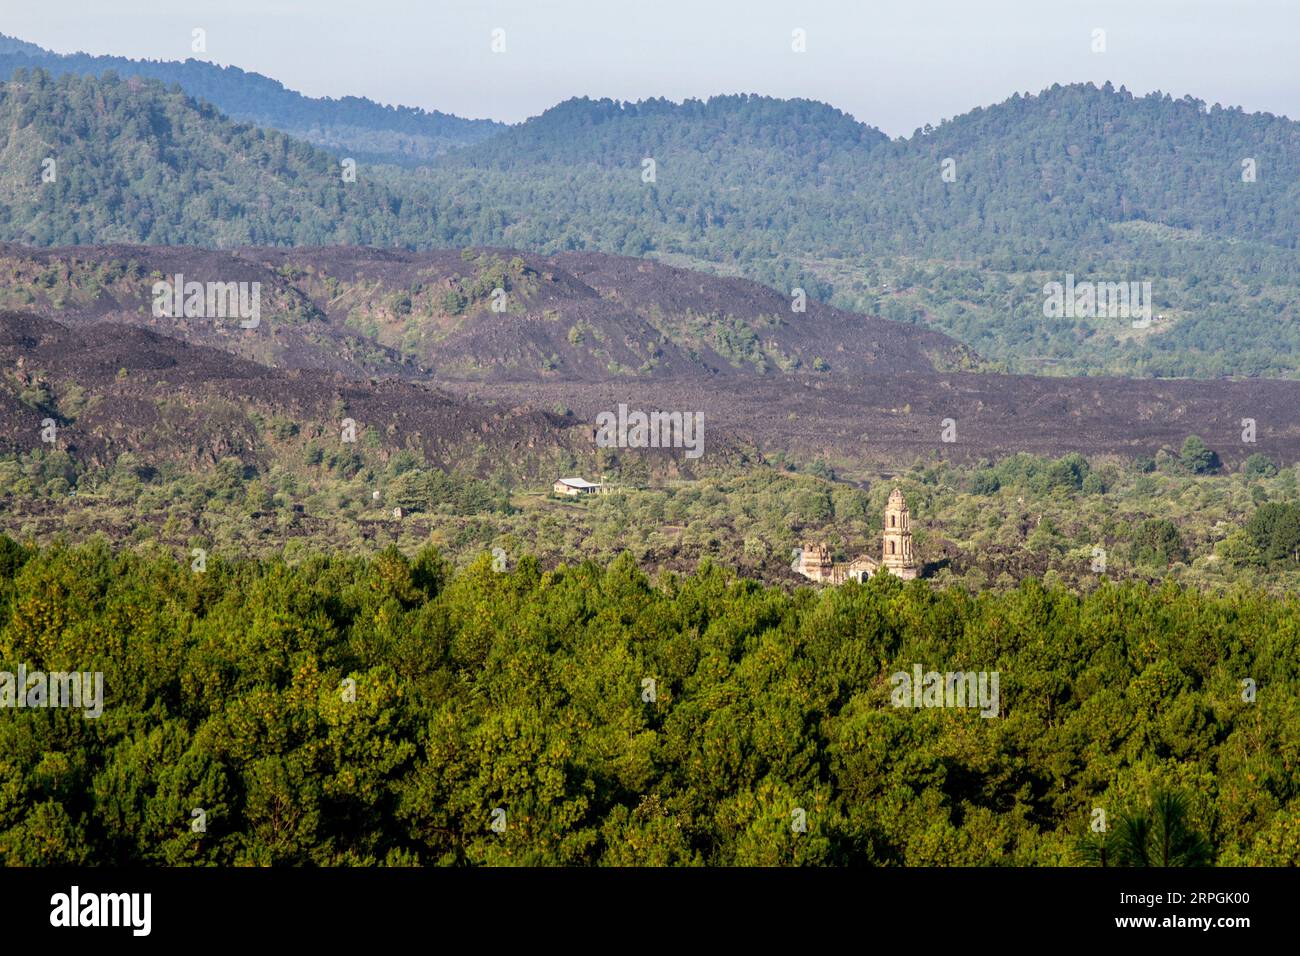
[555,477,601,488]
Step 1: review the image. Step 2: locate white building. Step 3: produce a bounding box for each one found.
[553,477,603,497]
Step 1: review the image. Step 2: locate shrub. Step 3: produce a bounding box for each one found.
[1241,453,1278,480]
[1179,435,1220,474]
[1131,517,1186,566]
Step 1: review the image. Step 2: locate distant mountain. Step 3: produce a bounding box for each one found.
[0,69,470,247]
[872,82,1299,250]
[450,94,886,173]
[0,35,44,56]
[2,65,1298,379]
[438,83,1299,250]
[0,33,502,165]
[426,84,1300,378]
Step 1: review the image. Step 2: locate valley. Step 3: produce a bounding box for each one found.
[2,244,1298,597]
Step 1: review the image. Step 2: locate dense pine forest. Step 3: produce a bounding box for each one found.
[1,536,1296,865]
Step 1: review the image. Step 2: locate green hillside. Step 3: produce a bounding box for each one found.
[0,69,462,247]
[422,84,1300,378]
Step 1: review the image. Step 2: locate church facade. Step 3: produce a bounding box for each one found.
[796,487,919,584]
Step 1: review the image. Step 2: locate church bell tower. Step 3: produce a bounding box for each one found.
[881,488,918,579]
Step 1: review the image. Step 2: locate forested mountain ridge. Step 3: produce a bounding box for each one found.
[446,94,888,176]
[444,83,1298,250]
[424,83,1300,378]
[2,66,1299,378]
[873,82,1298,250]
[0,33,502,164]
[0,35,43,56]
[0,70,457,248]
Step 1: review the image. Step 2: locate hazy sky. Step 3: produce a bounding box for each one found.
[8,1,1297,134]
